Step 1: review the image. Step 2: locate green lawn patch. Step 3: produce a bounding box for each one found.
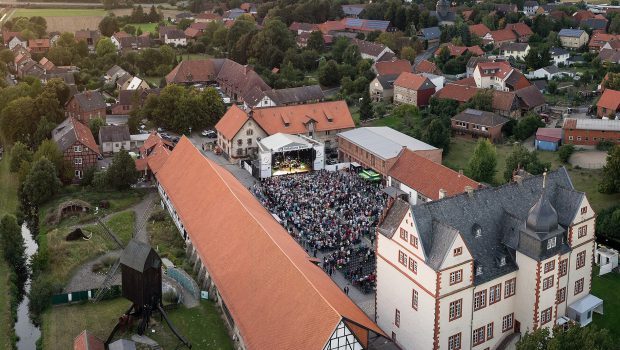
[566,168,620,212]
[125,22,158,33]
[0,157,18,350]
[0,157,18,217]
[12,8,108,17]
[148,213,187,268]
[591,267,620,340]
[369,114,403,129]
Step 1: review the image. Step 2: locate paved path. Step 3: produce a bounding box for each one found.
[570,150,608,169]
[133,191,157,243]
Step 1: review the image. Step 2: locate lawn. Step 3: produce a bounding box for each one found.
[125,22,160,33]
[591,267,620,340]
[12,8,108,17]
[148,212,188,268]
[0,157,18,350]
[0,156,18,217]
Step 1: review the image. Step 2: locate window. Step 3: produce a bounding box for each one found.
[541,307,552,325]
[543,276,554,290]
[544,261,555,273]
[575,278,584,295]
[569,136,573,140]
[236,148,242,155]
[578,225,587,238]
[581,206,588,215]
[474,290,487,311]
[73,145,82,152]
[576,251,586,269]
[499,256,506,266]
[74,157,82,165]
[410,235,418,248]
[487,322,494,340]
[74,170,82,179]
[547,237,557,250]
[394,309,400,327]
[247,138,252,145]
[449,270,463,285]
[505,278,516,298]
[399,228,407,240]
[408,258,418,274]
[398,251,407,266]
[476,265,483,276]
[502,313,514,332]
[559,259,568,277]
[453,247,462,256]
[237,139,242,146]
[557,287,566,303]
[489,284,502,304]
[449,299,462,321]
[412,289,418,310]
[448,333,461,350]
[473,326,486,346]
[246,129,253,136]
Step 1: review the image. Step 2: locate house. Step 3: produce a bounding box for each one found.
[414,59,441,75]
[243,85,325,109]
[418,27,441,45]
[165,59,223,84]
[135,132,173,178]
[18,60,45,79]
[2,30,21,46]
[515,85,546,113]
[99,125,131,154]
[337,127,442,176]
[435,43,483,58]
[8,35,27,50]
[535,128,563,151]
[577,12,608,32]
[589,33,620,52]
[223,8,247,21]
[339,18,392,33]
[39,57,55,71]
[524,1,539,16]
[469,23,490,38]
[500,42,530,60]
[596,88,620,118]
[65,91,107,125]
[123,76,150,91]
[184,27,203,41]
[52,118,100,181]
[434,83,480,104]
[550,47,570,66]
[473,61,530,91]
[296,32,333,48]
[215,101,354,159]
[387,149,479,205]
[28,38,50,54]
[451,108,510,143]
[75,30,100,48]
[370,74,398,102]
[155,138,387,350]
[341,4,366,18]
[431,0,457,26]
[111,88,160,115]
[376,168,599,350]
[563,118,620,145]
[421,73,445,92]
[495,3,518,14]
[559,29,589,49]
[393,72,436,107]
[530,65,574,80]
[111,32,152,51]
[373,59,412,76]
[164,29,187,46]
[599,46,620,65]
[289,22,320,35]
[483,29,517,47]
[505,23,534,42]
[492,90,521,118]
[194,12,222,23]
[350,38,394,62]
[105,65,129,84]
[466,56,489,77]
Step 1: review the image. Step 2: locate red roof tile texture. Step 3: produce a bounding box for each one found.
[72,118,100,155]
[215,105,250,140]
[374,59,412,76]
[155,138,384,350]
[469,23,490,37]
[597,88,620,110]
[252,101,355,135]
[73,330,104,350]
[394,72,433,90]
[434,83,480,103]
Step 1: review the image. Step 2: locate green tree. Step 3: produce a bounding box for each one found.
[0,215,28,283]
[331,37,350,63]
[96,37,117,56]
[468,139,497,183]
[318,60,341,87]
[10,142,33,173]
[596,205,620,240]
[517,324,613,350]
[307,31,325,52]
[462,90,494,112]
[0,49,15,64]
[0,96,38,145]
[43,78,71,106]
[98,15,120,37]
[359,94,373,121]
[558,144,575,163]
[89,117,105,141]
[33,139,65,178]
[599,145,620,194]
[514,113,545,141]
[20,157,62,207]
[148,5,161,22]
[400,46,416,62]
[504,144,550,181]
[424,119,450,154]
[106,150,138,190]
[342,44,361,66]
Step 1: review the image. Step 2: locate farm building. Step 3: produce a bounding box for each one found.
[563,118,620,146]
[535,127,563,151]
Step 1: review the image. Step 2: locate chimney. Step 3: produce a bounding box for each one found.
[458,169,463,176]
[514,174,523,185]
[465,186,474,197]
[439,189,447,199]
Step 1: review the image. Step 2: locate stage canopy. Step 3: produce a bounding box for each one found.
[260,133,314,153]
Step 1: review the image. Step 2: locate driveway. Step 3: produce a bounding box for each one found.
[570,150,608,169]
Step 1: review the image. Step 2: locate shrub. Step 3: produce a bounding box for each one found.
[597,140,614,151]
[558,144,575,163]
[149,210,168,222]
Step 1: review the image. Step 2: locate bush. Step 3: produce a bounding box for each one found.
[597,140,615,151]
[558,144,575,163]
[29,275,62,325]
[149,210,168,222]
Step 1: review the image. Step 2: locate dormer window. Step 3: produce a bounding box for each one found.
[499,256,506,267]
[547,237,557,250]
[476,265,483,276]
[473,224,482,238]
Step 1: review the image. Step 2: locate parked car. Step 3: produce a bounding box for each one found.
[202,130,216,138]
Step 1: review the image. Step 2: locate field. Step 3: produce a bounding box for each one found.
[591,267,620,341]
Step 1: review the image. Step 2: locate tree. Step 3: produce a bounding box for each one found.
[342,44,361,66]
[0,49,15,65]
[0,215,28,284]
[597,205,620,241]
[43,78,71,106]
[10,142,33,173]
[514,113,545,140]
[89,117,105,140]
[33,140,65,178]
[106,150,138,190]
[400,46,416,62]
[148,5,161,22]
[599,145,620,194]
[98,15,119,37]
[21,157,62,207]
[424,119,450,154]
[96,37,117,56]
[318,60,341,87]
[307,31,325,52]
[517,323,613,350]
[558,144,575,163]
[0,96,38,145]
[359,94,373,121]
[504,144,550,181]
[468,139,497,183]
[331,37,350,63]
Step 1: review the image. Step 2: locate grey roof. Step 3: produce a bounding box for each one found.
[568,118,620,132]
[99,125,130,143]
[420,27,441,41]
[120,239,158,272]
[376,74,398,89]
[500,42,529,52]
[524,1,539,7]
[51,118,77,152]
[337,127,437,160]
[550,47,569,56]
[109,339,136,350]
[106,65,128,80]
[379,168,584,284]
[452,108,509,127]
[516,85,545,109]
[559,29,585,38]
[166,29,186,39]
[377,199,409,239]
[265,85,325,105]
[430,10,456,22]
[72,91,106,112]
[542,65,560,74]
[342,4,366,16]
[581,18,608,31]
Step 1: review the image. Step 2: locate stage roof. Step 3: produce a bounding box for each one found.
[259,133,315,153]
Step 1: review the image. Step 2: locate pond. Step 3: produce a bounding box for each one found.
[15,224,41,350]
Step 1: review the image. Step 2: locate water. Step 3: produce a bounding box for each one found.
[15,224,41,350]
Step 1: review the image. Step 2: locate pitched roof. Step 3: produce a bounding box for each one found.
[341,4,366,16]
[350,38,390,58]
[516,85,545,109]
[264,85,325,105]
[559,28,586,38]
[184,27,202,38]
[289,22,320,32]
[28,38,50,48]
[215,105,250,140]
[505,23,533,37]
[536,127,562,142]
[388,149,479,200]
[73,330,104,350]
[506,70,531,90]
[492,90,517,112]
[165,59,224,84]
[99,125,130,143]
[489,28,517,42]
[476,61,514,79]
[375,74,398,89]
[337,127,436,160]
[252,101,354,135]
[550,47,569,56]
[597,88,620,111]
[156,138,385,349]
[434,83,480,103]
[394,72,435,90]
[452,108,510,127]
[500,42,529,52]
[71,91,106,112]
[564,118,620,132]
[52,118,100,154]
[420,26,441,41]
[342,18,390,32]
[216,59,271,102]
[414,59,440,74]
[165,29,186,39]
[374,59,412,76]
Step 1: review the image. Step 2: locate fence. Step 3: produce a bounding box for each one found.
[51,285,121,305]
[325,162,350,172]
[167,267,200,300]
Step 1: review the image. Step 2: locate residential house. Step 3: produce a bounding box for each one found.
[350,38,394,62]
[373,59,412,76]
[65,91,107,125]
[376,169,599,350]
[99,125,131,154]
[289,22,320,35]
[2,30,21,47]
[505,23,534,42]
[530,65,574,80]
[28,38,50,54]
[473,61,530,91]
[451,108,510,142]
[435,43,484,58]
[75,30,100,49]
[466,56,489,77]
[122,76,150,91]
[483,28,517,47]
[596,88,620,118]
[337,126,442,176]
[165,59,224,84]
[418,27,441,45]
[524,1,539,16]
[393,72,436,107]
[559,29,589,49]
[515,85,546,113]
[469,23,490,38]
[563,118,620,145]
[414,59,441,75]
[387,148,479,205]
[339,18,392,33]
[243,85,325,109]
[105,65,129,84]
[17,60,45,79]
[434,83,480,104]
[499,42,530,60]
[135,132,173,179]
[575,11,608,32]
[39,57,55,71]
[111,88,160,115]
[495,3,518,14]
[370,74,398,102]
[111,32,152,51]
[550,47,570,66]
[421,73,445,91]
[164,29,187,46]
[52,118,100,181]
[8,35,27,50]
[598,43,620,65]
[223,8,247,21]
[296,32,333,48]
[431,0,457,26]
[194,12,222,23]
[341,4,366,18]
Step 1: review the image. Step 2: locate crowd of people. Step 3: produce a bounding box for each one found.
[252,169,386,293]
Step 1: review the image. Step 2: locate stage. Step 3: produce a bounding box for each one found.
[272,162,311,176]
[257,133,325,179]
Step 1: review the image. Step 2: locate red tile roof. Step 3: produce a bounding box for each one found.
[184,27,202,38]
[476,61,514,79]
[489,28,517,42]
[165,59,220,84]
[374,59,412,76]
[452,76,477,87]
[73,330,104,350]
[536,127,563,142]
[394,72,434,90]
[597,88,620,111]
[434,83,480,103]
[28,38,50,48]
[318,20,346,34]
[389,149,479,200]
[155,137,385,350]
[505,23,533,37]
[215,105,250,140]
[415,59,440,74]
[469,23,490,37]
[252,100,354,135]
[72,118,100,154]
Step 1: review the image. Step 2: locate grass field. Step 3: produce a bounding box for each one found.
[12,9,108,17]
[125,22,159,33]
[0,157,18,350]
[591,267,620,340]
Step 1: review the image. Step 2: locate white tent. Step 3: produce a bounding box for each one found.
[567,294,604,326]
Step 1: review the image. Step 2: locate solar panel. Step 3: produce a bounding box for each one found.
[465,109,483,116]
[346,18,363,27]
[366,20,389,29]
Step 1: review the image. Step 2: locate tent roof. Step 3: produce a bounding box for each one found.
[569,294,603,314]
[259,133,314,152]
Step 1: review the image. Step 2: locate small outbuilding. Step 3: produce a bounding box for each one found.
[99,125,131,155]
[535,127,562,151]
[567,294,604,327]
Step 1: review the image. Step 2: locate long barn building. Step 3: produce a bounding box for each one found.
[155,137,388,350]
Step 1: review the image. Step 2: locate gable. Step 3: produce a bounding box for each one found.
[439,233,473,270]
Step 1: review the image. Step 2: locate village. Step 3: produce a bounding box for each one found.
[0,0,620,349]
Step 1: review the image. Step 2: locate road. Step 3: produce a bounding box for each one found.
[414,44,438,67]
